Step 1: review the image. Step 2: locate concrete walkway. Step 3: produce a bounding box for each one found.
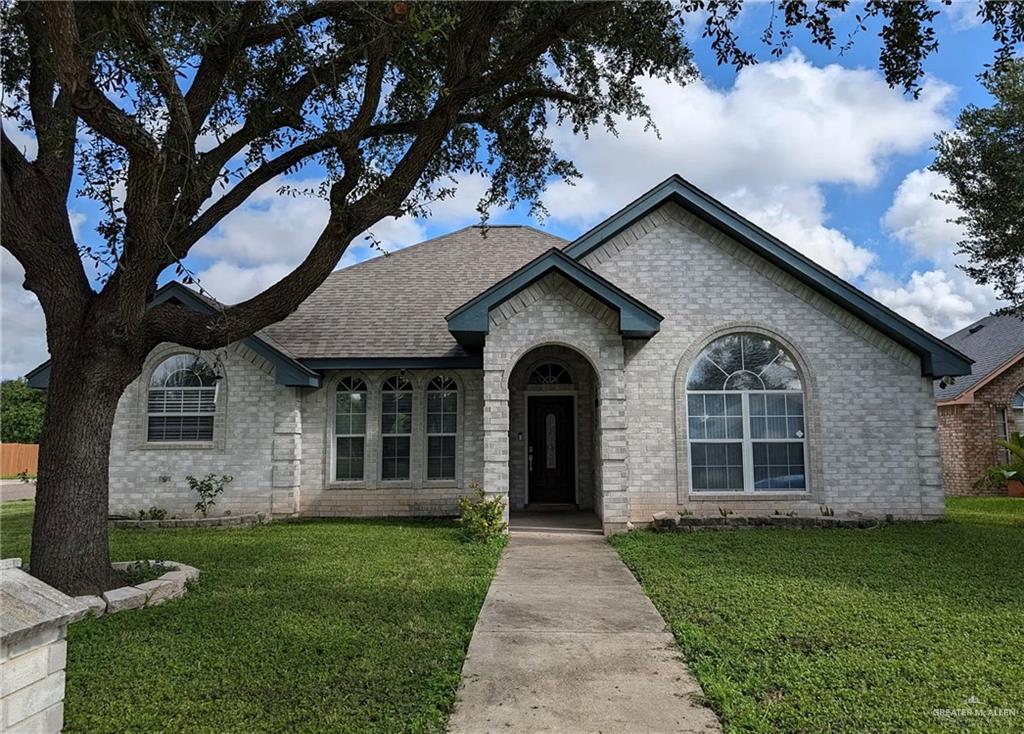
[448,513,721,733]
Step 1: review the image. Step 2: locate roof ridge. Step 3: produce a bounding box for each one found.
[327,222,567,276]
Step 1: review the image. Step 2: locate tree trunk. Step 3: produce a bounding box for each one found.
[30,345,140,595]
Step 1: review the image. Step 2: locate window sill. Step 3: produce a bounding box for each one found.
[139,441,217,451]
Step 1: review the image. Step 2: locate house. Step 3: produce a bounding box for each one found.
[934,314,1024,495]
[27,176,972,531]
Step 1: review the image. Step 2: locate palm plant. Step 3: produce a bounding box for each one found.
[975,432,1024,496]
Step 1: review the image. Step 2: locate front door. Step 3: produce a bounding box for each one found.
[527,395,575,504]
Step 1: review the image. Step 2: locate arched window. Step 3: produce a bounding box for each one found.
[686,333,806,493]
[147,354,218,442]
[528,362,573,385]
[381,375,413,480]
[334,377,367,481]
[427,376,458,480]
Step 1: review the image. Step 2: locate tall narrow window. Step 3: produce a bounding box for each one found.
[1013,387,1024,429]
[427,376,458,480]
[147,354,218,442]
[335,377,367,481]
[381,375,413,480]
[997,407,1011,464]
[686,333,806,492]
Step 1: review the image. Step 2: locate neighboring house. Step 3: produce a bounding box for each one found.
[934,314,1024,496]
[28,176,972,531]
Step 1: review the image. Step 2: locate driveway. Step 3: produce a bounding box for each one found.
[0,479,35,502]
[447,513,720,733]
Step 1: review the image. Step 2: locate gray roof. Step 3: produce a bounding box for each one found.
[265,225,567,360]
[934,313,1024,400]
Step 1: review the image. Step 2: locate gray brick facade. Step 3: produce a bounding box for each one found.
[108,201,945,527]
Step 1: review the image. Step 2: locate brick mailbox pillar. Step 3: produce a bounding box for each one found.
[1,559,89,733]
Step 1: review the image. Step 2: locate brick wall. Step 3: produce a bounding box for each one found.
[938,357,1024,496]
[578,202,944,521]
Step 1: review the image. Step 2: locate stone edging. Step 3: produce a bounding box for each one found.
[650,512,879,532]
[73,561,199,618]
[110,513,265,529]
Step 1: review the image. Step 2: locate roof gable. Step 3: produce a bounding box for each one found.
[934,314,1024,401]
[446,248,663,346]
[26,283,320,389]
[563,175,972,378]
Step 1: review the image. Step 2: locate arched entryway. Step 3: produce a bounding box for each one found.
[506,346,600,510]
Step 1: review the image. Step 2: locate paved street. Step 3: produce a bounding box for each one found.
[0,479,36,502]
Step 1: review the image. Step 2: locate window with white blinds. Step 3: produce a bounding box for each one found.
[147,355,218,442]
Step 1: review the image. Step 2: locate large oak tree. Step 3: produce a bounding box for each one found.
[2,0,1021,594]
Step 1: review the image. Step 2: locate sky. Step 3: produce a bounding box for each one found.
[0,1,1012,379]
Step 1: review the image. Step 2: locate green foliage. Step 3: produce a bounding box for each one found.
[611,498,1024,733]
[932,60,1024,315]
[819,505,834,517]
[0,378,45,444]
[0,501,502,733]
[185,474,232,517]
[137,507,167,521]
[112,559,168,587]
[974,431,1024,491]
[718,507,733,517]
[457,482,508,542]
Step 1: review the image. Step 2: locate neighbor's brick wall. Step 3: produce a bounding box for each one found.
[298,369,484,517]
[938,357,1024,496]
[109,341,290,518]
[579,202,944,521]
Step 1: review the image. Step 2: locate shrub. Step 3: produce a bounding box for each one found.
[186,474,233,517]
[457,482,507,542]
[137,507,167,521]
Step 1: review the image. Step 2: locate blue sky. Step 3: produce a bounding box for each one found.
[0,2,1012,378]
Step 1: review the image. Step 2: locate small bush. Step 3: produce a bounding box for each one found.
[137,507,167,521]
[457,482,507,542]
[186,474,233,517]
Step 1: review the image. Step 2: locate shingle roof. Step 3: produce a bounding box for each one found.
[265,225,567,360]
[934,313,1024,400]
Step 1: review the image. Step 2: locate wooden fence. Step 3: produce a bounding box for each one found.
[1,444,39,477]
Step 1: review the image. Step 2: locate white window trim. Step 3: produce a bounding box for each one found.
[380,378,413,482]
[686,389,809,495]
[426,378,458,481]
[332,379,367,482]
[146,360,219,444]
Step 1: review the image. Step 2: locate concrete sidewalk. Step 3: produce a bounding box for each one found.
[448,515,720,733]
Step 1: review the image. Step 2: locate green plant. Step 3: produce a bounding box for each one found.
[137,507,167,521]
[718,507,734,517]
[457,482,507,542]
[819,505,834,517]
[186,474,233,517]
[974,432,1024,492]
[678,507,693,517]
[16,470,32,484]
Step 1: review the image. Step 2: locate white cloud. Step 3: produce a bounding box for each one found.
[868,268,1000,337]
[882,168,962,263]
[872,167,1003,335]
[1,249,48,378]
[1,119,37,160]
[540,51,951,279]
[944,1,984,30]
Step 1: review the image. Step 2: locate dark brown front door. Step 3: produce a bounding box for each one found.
[527,395,575,504]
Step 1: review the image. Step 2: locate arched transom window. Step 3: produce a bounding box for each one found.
[334,377,367,481]
[381,375,413,480]
[686,333,806,493]
[427,377,458,480]
[147,354,218,442]
[528,363,573,385]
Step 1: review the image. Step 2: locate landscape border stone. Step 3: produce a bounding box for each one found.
[72,561,200,619]
[650,512,879,532]
[109,513,265,529]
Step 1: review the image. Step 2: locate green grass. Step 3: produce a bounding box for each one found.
[0,501,502,733]
[611,498,1024,734]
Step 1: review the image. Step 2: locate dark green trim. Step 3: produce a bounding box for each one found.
[565,175,972,378]
[25,283,321,389]
[301,356,483,370]
[446,248,663,346]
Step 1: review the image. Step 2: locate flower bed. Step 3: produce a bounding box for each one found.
[650,511,879,532]
[73,561,200,617]
[110,513,265,529]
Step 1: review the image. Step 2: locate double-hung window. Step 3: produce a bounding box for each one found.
[686,333,807,492]
[427,377,457,480]
[147,355,218,442]
[335,377,367,481]
[381,376,413,480]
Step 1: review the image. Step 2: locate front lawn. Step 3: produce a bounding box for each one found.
[0,501,501,733]
[611,498,1024,734]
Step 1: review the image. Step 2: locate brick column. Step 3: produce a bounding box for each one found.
[482,368,511,521]
[270,390,302,517]
[598,363,629,532]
